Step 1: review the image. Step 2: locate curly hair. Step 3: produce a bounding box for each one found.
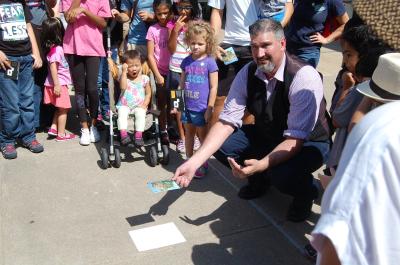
[184,20,217,57]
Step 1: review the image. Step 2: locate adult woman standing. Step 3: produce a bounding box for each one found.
[285,0,349,67]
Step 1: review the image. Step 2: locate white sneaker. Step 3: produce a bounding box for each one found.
[80,128,91,146]
[90,126,100,143]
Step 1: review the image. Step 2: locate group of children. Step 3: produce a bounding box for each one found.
[0,0,218,176]
[319,18,392,188]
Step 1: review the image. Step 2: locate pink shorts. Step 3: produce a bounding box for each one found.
[43,85,72,109]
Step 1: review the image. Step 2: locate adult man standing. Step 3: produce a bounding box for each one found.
[173,19,330,222]
[208,0,259,125]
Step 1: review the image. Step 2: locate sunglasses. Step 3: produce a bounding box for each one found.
[177,6,193,11]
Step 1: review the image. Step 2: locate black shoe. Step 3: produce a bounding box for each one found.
[238,184,267,200]
[303,243,317,262]
[22,139,44,153]
[160,131,169,145]
[121,135,132,146]
[134,137,144,147]
[286,185,319,222]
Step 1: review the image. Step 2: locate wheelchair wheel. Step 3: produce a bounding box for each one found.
[112,147,121,168]
[160,144,169,165]
[148,145,158,167]
[100,147,109,169]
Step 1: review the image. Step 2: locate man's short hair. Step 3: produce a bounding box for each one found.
[249,19,284,40]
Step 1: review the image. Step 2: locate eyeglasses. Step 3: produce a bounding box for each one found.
[177,6,193,11]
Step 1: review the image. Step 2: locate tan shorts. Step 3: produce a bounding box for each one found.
[125,43,148,59]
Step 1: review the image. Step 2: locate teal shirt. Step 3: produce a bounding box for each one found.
[121,0,154,45]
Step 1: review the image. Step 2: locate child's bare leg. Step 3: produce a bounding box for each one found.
[176,111,185,140]
[184,123,196,158]
[51,110,58,130]
[57,108,69,136]
[196,125,208,146]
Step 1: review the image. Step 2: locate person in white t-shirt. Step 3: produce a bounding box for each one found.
[207,0,258,125]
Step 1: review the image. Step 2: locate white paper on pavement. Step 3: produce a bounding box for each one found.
[128,222,186,251]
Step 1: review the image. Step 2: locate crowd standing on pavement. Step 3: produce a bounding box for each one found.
[1,0,399,264]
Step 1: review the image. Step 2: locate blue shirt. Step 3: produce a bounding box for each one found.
[285,0,346,51]
[121,0,153,45]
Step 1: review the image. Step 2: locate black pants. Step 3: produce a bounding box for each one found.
[66,55,100,123]
[214,125,324,200]
[216,44,252,97]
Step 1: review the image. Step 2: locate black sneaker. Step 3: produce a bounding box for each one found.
[1,144,17,159]
[160,131,169,145]
[134,137,145,147]
[22,139,44,153]
[120,135,132,146]
[304,243,317,262]
[238,184,267,200]
[286,185,319,222]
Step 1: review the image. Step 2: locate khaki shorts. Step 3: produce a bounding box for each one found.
[125,43,148,59]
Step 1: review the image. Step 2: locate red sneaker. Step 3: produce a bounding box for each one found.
[56,133,76,142]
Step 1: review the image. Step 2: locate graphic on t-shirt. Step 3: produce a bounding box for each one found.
[0,3,28,41]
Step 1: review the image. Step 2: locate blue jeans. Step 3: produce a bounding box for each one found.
[214,125,326,200]
[97,47,118,116]
[0,55,36,145]
[287,47,320,68]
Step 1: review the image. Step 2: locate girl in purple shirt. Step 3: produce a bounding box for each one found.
[173,20,218,178]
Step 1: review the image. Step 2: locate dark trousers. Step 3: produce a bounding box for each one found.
[66,55,100,123]
[32,23,54,129]
[216,44,252,97]
[214,125,324,200]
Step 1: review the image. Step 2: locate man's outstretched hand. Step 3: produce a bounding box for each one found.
[172,160,197,187]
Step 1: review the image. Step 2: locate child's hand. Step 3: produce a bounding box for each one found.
[170,108,177,114]
[67,7,86,22]
[111,9,120,18]
[342,71,356,90]
[173,15,187,33]
[139,103,148,110]
[204,107,213,123]
[54,85,61,96]
[122,63,129,72]
[155,74,164,86]
[0,50,11,70]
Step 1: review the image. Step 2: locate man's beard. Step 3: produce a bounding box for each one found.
[257,61,275,74]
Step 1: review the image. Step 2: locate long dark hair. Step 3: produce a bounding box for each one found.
[173,0,200,19]
[41,17,65,56]
[153,0,173,17]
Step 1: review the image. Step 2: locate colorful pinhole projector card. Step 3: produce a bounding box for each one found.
[221,47,238,65]
[147,180,181,193]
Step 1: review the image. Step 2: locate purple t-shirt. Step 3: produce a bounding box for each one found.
[181,55,218,112]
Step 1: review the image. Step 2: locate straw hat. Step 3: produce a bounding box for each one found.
[353,0,400,50]
[357,53,400,102]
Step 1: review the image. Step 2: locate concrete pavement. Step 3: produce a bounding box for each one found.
[0,45,343,265]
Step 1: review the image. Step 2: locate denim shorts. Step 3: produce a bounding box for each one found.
[181,110,206,126]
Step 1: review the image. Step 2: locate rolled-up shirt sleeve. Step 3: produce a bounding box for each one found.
[219,63,250,128]
[284,66,323,139]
